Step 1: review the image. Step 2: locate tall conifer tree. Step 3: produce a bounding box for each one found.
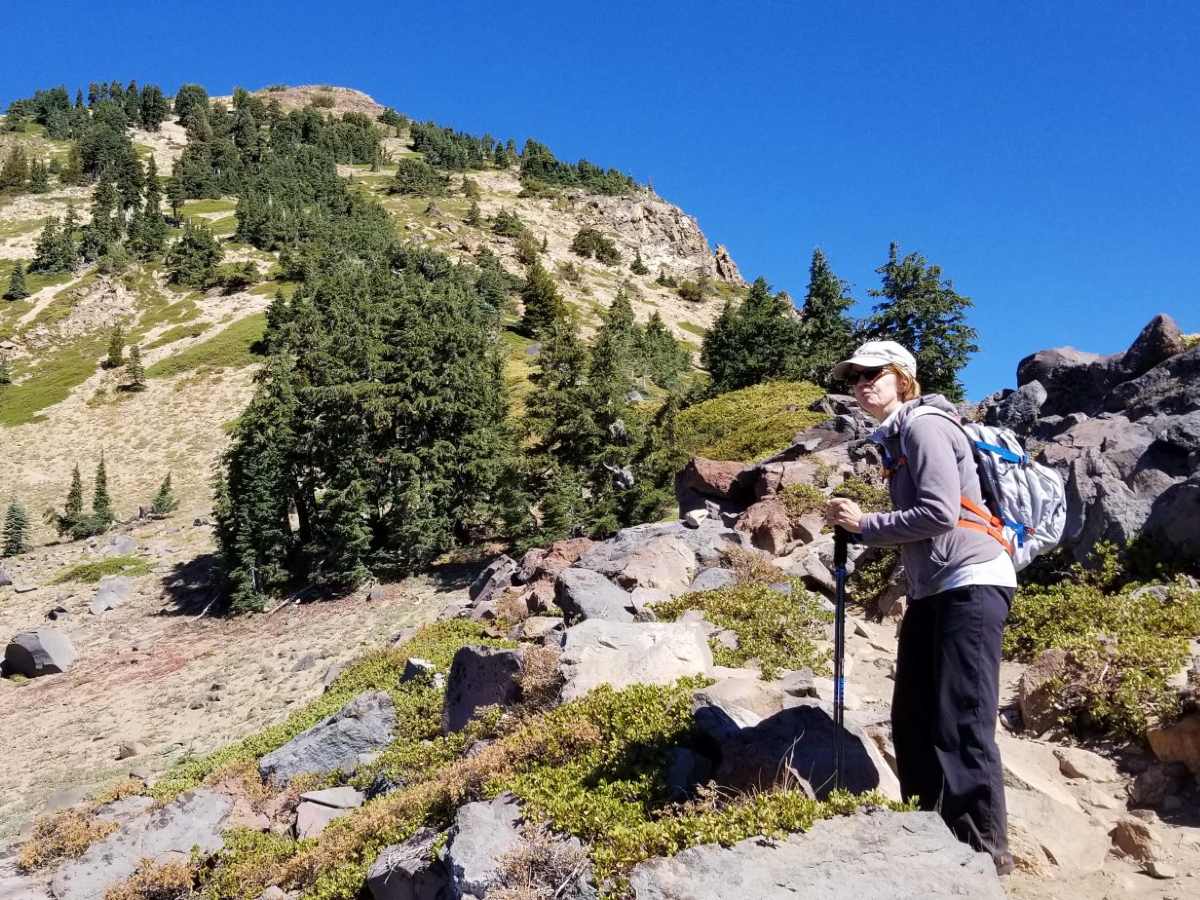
[862,242,979,401]
[92,453,114,529]
[2,499,30,557]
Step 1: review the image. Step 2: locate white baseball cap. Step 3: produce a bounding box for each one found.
[831,340,917,382]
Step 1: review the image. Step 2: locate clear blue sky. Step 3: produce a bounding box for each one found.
[3,0,1197,400]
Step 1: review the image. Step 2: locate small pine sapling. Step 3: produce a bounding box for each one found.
[151,473,179,516]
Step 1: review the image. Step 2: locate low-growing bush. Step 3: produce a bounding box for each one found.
[104,859,197,900]
[831,476,890,512]
[492,208,526,238]
[656,582,832,678]
[18,809,117,872]
[53,554,151,583]
[1004,542,1200,738]
[780,482,825,518]
[675,381,827,463]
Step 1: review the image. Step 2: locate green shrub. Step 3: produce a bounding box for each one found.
[780,483,825,518]
[491,207,526,238]
[311,92,336,109]
[655,582,832,678]
[503,680,899,881]
[831,476,890,512]
[1004,542,1200,738]
[675,381,827,463]
[569,228,621,266]
[676,279,706,303]
[52,554,150,583]
[389,158,449,196]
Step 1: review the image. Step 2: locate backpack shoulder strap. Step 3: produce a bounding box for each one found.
[898,405,968,459]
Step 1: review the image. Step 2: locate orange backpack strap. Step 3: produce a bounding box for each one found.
[958,496,1013,556]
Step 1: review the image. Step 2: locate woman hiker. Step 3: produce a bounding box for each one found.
[823,340,1015,875]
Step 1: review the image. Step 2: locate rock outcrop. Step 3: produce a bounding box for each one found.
[258,691,396,784]
[50,789,232,900]
[627,810,1005,899]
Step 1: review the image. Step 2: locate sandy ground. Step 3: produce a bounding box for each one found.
[0,511,458,840]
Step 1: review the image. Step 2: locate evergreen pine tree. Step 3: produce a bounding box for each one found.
[82,173,121,260]
[862,242,979,401]
[2,499,30,557]
[4,263,29,301]
[631,248,649,276]
[91,453,114,530]
[0,355,11,385]
[465,200,481,226]
[125,345,146,391]
[166,222,222,287]
[794,248,857,387]
[129,157,167,258]
[28,159,49,193]
[48,464,86,538]
[635,310,690,388]
[519,260,566,338]
[151,473,178,516]
[105,324,125,369]
[701,277,805,394]
[0,146,29,191]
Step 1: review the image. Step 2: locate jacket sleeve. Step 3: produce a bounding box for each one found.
[858,415,962,545]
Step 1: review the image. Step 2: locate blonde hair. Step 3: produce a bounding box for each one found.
[887,364,922,402]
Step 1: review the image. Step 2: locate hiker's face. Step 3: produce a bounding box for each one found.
[853,366,900,419]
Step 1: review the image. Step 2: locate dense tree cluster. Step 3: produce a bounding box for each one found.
[389,158,449,196]
[702,246,977,399]
[216,236,518,611]
[409,121,496,170]
[569,227,622,265]
[519,139,637,196]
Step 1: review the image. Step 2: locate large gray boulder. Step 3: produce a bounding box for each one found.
[558,620,712,702]
[469,555,517,607]
[554,568,634,623]
[258,691,396,784]
[367,828,449,900]
[627,809,1005,899]
[701,700,900,800]
[983,380,1047,433]
[50,789,232,900]
[442,646,524,733]
[4,628,76,677]
[577,519,745,575]
[609,535,697,595]
[89,575,133,615]
[445,793,525,899]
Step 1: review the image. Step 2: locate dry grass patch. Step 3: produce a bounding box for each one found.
[18,809,118,872]
[103,858,196,900]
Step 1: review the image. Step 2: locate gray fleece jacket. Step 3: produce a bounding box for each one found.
[858,394,1003,600]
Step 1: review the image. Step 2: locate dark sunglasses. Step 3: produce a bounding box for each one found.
[847,366,886,384]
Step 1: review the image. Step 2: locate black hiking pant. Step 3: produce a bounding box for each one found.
[892,583,1012,862]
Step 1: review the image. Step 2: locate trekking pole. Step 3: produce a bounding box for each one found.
[832,526,850,790]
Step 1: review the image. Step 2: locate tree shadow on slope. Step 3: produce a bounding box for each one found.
[159,552,225,616]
